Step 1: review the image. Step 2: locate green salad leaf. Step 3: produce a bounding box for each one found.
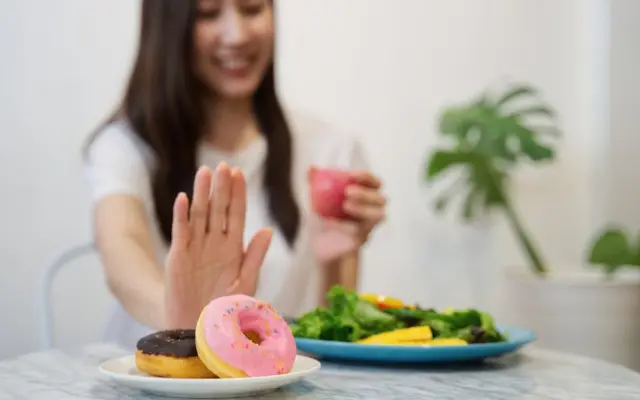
[290,285,401,341]
[290,285,507,343]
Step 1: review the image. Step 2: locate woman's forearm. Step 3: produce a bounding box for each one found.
[338,251,359,291]
[93,197,167,330]
[97,233,166,330]
[318,251,360,305]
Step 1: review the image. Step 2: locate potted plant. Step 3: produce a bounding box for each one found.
[424,83,640,370]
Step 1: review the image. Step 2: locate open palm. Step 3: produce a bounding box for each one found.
[164,163,272,329]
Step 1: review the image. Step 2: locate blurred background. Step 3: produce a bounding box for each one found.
[1,0,639,369]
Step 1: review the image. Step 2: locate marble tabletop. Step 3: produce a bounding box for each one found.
[1,343,640,399]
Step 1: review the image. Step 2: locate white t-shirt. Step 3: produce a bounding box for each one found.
[83,110,368,350]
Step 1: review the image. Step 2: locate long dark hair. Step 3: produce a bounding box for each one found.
[84,0,300,247]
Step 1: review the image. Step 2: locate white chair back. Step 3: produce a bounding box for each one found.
[37,242,101,349]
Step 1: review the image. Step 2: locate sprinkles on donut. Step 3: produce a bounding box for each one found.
[133,295,297,379]
[195,294,297,378]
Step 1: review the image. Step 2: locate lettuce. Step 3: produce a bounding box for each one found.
[290,285,507,343]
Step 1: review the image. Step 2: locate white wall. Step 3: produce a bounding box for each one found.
[276,0,607,313]
[607,0,640,228]
[0,0,632,359]
[0,0,140,358]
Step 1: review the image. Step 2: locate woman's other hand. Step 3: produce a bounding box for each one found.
[164,163,272,329]
[311,169,386,263]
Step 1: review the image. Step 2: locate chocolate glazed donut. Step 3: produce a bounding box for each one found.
[134,329,217,379]
[137,329,200,357]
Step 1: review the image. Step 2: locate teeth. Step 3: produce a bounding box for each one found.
[220,58,249,69]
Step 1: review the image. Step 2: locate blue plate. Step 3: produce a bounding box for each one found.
[294,325,535,363]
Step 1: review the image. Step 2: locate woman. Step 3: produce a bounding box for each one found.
[84,0,386,350]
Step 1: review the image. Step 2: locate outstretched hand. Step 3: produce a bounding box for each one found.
[164,163,272,329]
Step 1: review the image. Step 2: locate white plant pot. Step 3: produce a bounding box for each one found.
[503,268,640,371]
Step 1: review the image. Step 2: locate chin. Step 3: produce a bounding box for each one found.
[216,82,262,100]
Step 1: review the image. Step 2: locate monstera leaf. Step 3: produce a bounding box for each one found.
[588,228,640,276]
[425,83,560,276]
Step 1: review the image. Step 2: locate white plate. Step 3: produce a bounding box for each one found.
[98,354,321,399]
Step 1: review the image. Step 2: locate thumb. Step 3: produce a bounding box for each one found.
[239,228,273,284]
[307,165,317,183]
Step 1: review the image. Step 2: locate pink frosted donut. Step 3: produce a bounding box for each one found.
[195,294,297,378]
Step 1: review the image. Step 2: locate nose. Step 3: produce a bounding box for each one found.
[219,9,249,46]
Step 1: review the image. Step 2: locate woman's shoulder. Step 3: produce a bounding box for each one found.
[285,109,368,169]
[85,118,156,170]
[83,117,158,204]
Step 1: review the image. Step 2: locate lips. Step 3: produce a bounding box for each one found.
[215,56,255,76]
[219,58,250,70]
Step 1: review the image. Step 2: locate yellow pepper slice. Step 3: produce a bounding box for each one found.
[357,326,433,344]
[359,293,406,310]
[375,339,467,346]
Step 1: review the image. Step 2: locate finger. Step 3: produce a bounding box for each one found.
[239,228,272,285]
[171,192,190,250]
[190,166,213,238]
[228,228,272,295]
[226,279,242,295]
[227,167,247,241]
[307,165,318,183]
[349,170,382,189]
[343,201,386,222]
[209,162,232,235]
[345,185,386,206]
